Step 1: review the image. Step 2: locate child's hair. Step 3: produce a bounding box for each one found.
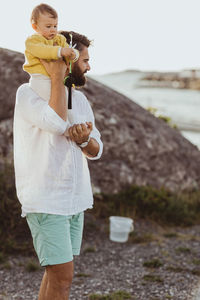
[31,3,58,24]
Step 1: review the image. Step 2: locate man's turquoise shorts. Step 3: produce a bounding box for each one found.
[26,212,84,267]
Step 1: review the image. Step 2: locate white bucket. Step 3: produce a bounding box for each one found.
[109,216,134,243]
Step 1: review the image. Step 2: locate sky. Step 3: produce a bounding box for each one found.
[1,0,200,74]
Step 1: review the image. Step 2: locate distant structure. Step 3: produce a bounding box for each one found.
[179,69,200,79]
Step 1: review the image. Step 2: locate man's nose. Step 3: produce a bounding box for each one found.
[87,63,91,71]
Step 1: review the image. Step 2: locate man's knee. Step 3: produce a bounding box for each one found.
[46,261,74,291]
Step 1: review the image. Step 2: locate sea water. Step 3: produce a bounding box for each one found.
[92,73,200,149]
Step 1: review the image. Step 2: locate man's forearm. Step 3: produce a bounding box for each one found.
[49,76,67,121]
[81,138,100,158]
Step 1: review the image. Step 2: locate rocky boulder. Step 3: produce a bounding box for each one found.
[1,48,200,194]
[0,48,29,121]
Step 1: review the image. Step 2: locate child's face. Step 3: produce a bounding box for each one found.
[33,13,58,40]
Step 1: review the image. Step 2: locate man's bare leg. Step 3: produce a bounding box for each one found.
[38,261,74,300]
[38,270,47,300]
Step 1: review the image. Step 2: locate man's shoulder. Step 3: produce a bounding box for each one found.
[17,83,30,95]
[16,83,33,102]
[74,89,88,102]
[73,89,92,114]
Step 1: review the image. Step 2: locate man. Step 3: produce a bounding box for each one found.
[13,31,103,300]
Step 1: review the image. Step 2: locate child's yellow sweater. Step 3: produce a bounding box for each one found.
[23,33,68,77]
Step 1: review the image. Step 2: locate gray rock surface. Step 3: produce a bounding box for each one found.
[83,79,200,193]
[0,48,29,121]
[1,48,200,193]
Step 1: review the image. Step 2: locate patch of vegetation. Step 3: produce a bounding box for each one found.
[163,232,178,238]
[166,265,200,277]
[0,164,32,254]
[93,185,200,226]
[166,266,186,273]
[165,295,173,299]
[88,290,132,300]
[191,268,200,276]
[0,252,6,264]
[187,235,200,241]
[25,260,41,272]
[147,107,177,129]
[160,250,170,257]
[143,274,163,283]
[175,247,191,254]
[84,246,96,253]
[76,273,91,278]
[0,291,8,298]
[192,259,200,265]
[143,258,163,268]
[85,220,99,231]
[2,262,12,270]
[129,232,156,244]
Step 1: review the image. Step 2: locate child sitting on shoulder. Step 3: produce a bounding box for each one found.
[23,3,79,78]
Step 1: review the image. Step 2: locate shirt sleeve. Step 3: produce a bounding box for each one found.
[55,34,69,48]
[25,35,60,59]
[83,95,103,160]
[16,84,70,135]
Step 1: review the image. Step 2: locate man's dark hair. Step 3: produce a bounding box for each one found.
[59,31,92,52]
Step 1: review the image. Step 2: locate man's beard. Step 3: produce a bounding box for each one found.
[72,63,86,87]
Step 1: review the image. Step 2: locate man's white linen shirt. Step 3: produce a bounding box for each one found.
[13,83,103,217]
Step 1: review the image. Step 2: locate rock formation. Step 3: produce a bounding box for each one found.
[1,48,200,194]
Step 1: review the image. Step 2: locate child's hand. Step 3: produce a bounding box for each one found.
[61,47,76,61]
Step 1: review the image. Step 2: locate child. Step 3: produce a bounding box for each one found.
[23,3,79,78]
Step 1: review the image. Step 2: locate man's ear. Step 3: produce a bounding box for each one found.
[32,23,37,31]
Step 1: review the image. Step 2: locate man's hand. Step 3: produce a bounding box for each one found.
[40,59,68,80]
[68,122,93,145]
